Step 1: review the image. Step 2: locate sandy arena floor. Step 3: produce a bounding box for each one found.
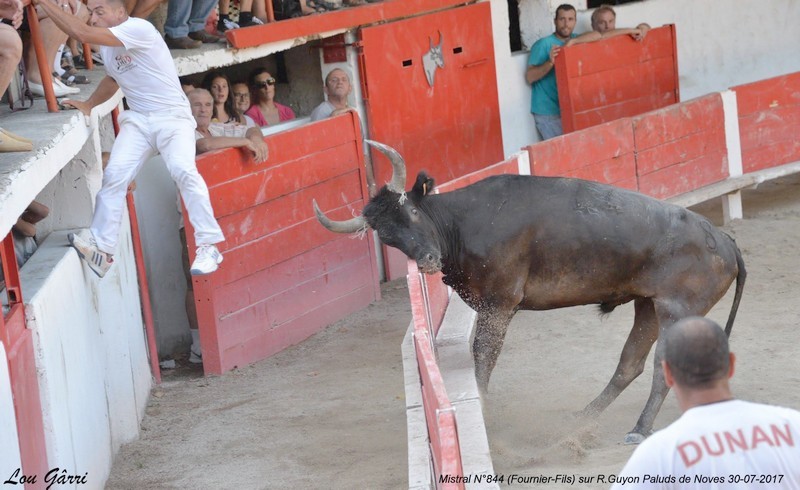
[107,174,800,489]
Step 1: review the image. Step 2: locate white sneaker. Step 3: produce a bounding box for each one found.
[189,329,203,364]
[250,17,264,25]
[29,79,80,97]
[68,231,113,278]
[221,18,240,31]
[190,244,223,275]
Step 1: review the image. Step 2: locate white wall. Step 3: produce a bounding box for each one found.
[494,0,800,158]
[21,225,150,487]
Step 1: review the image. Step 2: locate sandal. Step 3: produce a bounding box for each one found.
[59,72,89,85]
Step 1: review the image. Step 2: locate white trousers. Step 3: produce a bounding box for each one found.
[91,108,225,254]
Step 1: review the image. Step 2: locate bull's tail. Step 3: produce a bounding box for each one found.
[724,244,746,336]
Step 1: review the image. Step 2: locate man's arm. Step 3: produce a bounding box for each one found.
[526,59,553,84]
[32,0,123,46]
[197,130,269,164]
[62,76,120,116]
[564,30,602,47]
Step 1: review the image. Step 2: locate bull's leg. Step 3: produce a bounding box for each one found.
[580,298,659,417]
[472,309,515,396]
[626,299,693,444]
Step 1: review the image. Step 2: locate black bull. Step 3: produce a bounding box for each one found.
[314,141,746,443]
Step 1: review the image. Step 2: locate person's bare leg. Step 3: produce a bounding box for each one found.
[0,24,22,95]
[23,17,68,85]
[252,0,267,21]
[130,0,167,19]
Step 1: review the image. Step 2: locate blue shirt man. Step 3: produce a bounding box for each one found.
[525,4,600,140]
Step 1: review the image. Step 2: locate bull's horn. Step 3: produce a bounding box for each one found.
[429,35,434,50]
[365,139,406,194]
[313,199,368,234]
[437,30,443,47]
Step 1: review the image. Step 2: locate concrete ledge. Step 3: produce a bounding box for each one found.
[668,159,800,209]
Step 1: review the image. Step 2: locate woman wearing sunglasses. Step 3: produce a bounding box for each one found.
[245,67,295,127]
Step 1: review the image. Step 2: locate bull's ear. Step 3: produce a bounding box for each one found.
[412,172,436,197]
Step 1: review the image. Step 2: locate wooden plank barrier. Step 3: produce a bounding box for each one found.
[555,25,679,134]
[632,93,728,200]
[1,234,48,488]
[407,262,463,489]
[187,113,381,375]
[733,72,800,173]
[524,117,637,190]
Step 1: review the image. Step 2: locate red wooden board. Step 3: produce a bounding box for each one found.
[188,113,381,375]
[734,73,800,172]
[556,25,680,133]
[632,94,728,199]
[526,118,636,188]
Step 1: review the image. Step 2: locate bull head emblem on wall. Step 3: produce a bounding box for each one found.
[422,31,445,88]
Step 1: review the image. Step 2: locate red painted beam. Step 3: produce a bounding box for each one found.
[225,0,471,49]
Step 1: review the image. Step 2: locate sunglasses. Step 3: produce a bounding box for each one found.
[254,78,276,88]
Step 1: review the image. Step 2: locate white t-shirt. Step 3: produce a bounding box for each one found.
[102,17,189,114]
[309,100,335,122]
[612,400,800,489]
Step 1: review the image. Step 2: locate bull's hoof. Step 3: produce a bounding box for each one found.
[624,432,647,445]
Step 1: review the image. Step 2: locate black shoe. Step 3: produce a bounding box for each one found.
[165,35,202,49]
[188,30,222,43]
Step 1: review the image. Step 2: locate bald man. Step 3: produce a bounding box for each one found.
[612,317,800,489]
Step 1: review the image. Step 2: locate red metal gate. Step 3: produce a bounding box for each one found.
[1,235,48,489]
[187,113,381,375]
[358,2,504,279]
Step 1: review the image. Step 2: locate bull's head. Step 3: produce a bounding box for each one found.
[313,140,443,273]
[422,31,445,88]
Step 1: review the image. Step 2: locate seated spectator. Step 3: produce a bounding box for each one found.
[0,0,30,152]
[309,67,353,122]
[190,88,268,160]
[591,4,650,41]
[245,67,295,127]
[164,0,221,50]
[231,80,251,113]
[201,70,253,126]
[22,0,90,97]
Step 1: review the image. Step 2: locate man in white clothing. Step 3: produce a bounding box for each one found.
[32,0,225,278]
[612,317,800,489]
[309,68,353,122]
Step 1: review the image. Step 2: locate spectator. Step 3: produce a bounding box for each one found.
[309,67,353,122]
[231,80,251,113]
[0,0,31,152]
[525,3,601,140]
[22,0,89,97]
[201,70,249,125]
[245,67,295,127]
[164,0,221,50]
[237,0,267,28]
[185,88,267,363]
[190,88,267,160]
[591,4,650,41]
[35,0,226,278]
[612,317,800,489]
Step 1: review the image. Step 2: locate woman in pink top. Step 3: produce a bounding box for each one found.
[245,68,295,127]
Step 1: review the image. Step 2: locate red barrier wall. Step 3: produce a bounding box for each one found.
[556,25,679,133]
[734,72,800,173]
[407,263,463,489]
[633,93,728,199]
[189,113,381,375]
[524,93,729,200]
